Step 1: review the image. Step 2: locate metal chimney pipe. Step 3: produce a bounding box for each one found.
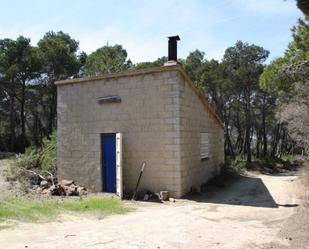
[168,35,180,61]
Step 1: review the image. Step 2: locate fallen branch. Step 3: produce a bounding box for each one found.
[20,167,46,181]
[64,234,76,238]
[45,170,55,186]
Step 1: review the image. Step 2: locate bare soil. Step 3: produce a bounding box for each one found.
[0,160,308,249]
[0,159,27,198]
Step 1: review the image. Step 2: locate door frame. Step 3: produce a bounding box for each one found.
[115,132,123,198]
[100,132,123,198]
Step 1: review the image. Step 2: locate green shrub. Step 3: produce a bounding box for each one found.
[38,131,57,171]
[16,131,57,172]
[16,147,39,169]
[223,156,247,174]
[224,154,296,175]
[280,154,295,163]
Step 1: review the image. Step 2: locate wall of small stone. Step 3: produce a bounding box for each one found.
[177,75,225,196]
[57,67,224,198]
[57,70,183,196]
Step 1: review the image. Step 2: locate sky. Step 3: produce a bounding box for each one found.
[0,0,304,63]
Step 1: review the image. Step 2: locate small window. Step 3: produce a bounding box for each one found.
[200,133,209,159]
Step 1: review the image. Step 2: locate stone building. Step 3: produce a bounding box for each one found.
[55,63,224,198]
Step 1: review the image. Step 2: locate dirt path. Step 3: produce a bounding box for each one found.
[0,165,308,249]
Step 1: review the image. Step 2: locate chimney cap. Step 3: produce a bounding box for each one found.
[168,35,180,41]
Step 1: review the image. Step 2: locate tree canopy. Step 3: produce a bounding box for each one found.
[0,0,307,159]
[134,56,167,70]
[260,17,309,155]
[297,0,309,18]
[0,31,81,152]
[85,44,131,76]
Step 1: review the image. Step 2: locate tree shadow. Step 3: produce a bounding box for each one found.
[184,175,298,209]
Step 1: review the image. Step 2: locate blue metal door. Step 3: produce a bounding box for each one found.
[101,134,116,193]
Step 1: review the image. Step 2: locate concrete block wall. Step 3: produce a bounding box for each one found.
[57,70,183,196]
[57,66,224,198]
[177,74,225,196]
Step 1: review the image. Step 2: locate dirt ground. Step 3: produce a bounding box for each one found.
[0,161,308,249]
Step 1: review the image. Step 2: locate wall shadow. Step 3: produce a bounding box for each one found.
[184,175,298,209]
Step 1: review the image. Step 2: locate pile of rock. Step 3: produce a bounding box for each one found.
[38,179,87,196]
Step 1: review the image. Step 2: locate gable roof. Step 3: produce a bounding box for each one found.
[55,65,224,129]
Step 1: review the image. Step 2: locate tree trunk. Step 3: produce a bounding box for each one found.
[225,127,235,159]
[48,84,57,135]
[262,92,267,157]
[9,92,16,152]
[245,91,252,163]
[256,130,261,158]
[235,110,243,154]
[271,123,280,157]
[20,79,26,151]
